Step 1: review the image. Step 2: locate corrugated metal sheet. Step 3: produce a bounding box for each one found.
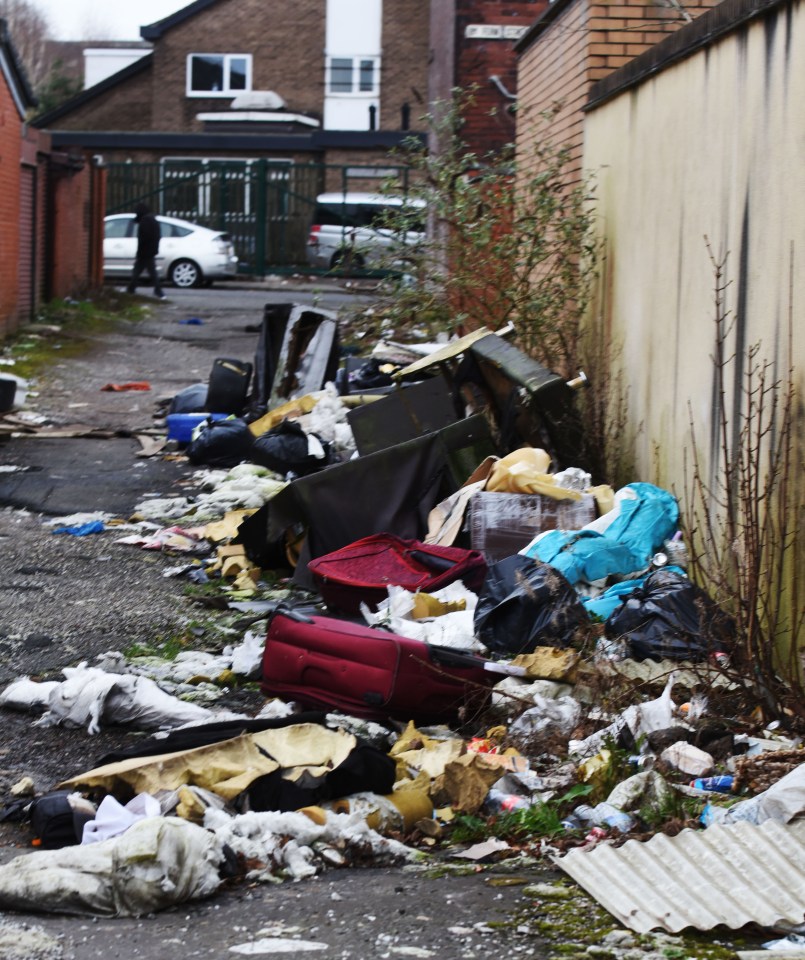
[554,819,805,933]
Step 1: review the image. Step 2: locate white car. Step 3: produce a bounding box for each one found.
[305,193,425,271]
[103,213,239,288]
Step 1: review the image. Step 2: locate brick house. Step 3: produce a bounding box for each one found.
[514,0,723,185]
[32,0,544,271]
[429,0,548,157]
[0,19,38,337]
[34,0,430,175]
[0,20,105,339]
[33,0,437,270]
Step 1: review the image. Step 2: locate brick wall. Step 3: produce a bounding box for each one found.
[51,63,154,132]
[380,0,430,131]
[48,156,97,298]
[0,74,22,338]
[47,0,431,137]
[456,0,547,156]
[47,154,105,297]
[517,0,590,184]
[516,0,721,184]
[153,0,327,130]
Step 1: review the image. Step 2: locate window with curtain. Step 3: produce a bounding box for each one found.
[187,54,252,96]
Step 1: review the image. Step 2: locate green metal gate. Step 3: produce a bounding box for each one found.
[105,160,410,275]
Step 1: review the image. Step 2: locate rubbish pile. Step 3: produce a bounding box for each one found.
[1,303,803,942]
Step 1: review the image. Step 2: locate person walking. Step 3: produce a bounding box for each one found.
[127,202,166,299]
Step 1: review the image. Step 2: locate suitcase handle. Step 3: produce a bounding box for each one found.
[405,549,457,574]
[267,602,315,626]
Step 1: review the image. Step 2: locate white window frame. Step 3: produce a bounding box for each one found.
[326,55,380,96]
[186,53,253,97]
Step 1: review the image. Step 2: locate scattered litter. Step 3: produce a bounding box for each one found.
[0,919,64,959]
[5,298,803,954]
[703,763,805,826]
[761,935,805,951]
[178,317,204,325]
[100,381,151,391]
[451,837,511,861]
[229,940,328,955]
[52,520,105,536]
[6,664,224,734]
[43,511,111,529]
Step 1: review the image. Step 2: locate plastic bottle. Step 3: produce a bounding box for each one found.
[592,802,636,833]
[691,775,734,793]
[572,803,598,824]
[484,788,531,813]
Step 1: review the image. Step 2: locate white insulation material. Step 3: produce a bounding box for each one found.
[555,818,805,934]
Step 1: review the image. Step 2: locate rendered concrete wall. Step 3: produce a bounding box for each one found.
[583,0,804,500]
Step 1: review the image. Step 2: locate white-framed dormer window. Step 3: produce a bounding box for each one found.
[327,56,379,95]
[187,54,252,96]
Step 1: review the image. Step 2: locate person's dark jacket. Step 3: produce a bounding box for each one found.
[134,203,161,259]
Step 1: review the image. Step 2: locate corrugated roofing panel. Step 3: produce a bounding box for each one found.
[554,819,805,934]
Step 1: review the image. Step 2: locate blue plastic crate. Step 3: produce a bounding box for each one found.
[166,412,229,444]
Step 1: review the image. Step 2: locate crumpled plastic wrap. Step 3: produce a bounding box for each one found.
[11,664,220,734]
[361,582,484,653]
[206,807,415,882]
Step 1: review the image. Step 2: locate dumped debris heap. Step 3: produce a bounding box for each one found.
[1,303,803,942]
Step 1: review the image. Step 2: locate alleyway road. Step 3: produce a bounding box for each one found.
[0,283,560,960]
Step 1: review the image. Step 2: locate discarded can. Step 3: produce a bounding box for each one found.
[628,754,655,771]
[561,815,583,831]
[650,551,669,569]
[710,651,731,669]
[584,827,609,843]
[691,775,734,793]
[484,789,531,813]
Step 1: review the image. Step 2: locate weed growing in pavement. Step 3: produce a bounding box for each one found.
[123,631,191,661]
[450,784,594,845]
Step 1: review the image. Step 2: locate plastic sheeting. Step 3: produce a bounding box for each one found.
[522,483,679,586]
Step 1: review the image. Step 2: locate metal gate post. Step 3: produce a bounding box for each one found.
[255,158,267,277]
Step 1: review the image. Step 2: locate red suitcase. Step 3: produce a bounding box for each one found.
[261,608,496,724]
[307,533,487,614]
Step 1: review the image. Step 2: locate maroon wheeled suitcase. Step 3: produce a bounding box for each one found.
[307,533,487,614]
[261,608,496,724]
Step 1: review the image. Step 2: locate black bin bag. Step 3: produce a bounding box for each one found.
[252,420,330,476]
[605,568,735,662]
[186,417,255,468]
[473,554,588,655]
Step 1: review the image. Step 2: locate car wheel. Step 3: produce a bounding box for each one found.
[330,250,365,271]
[169,259,203,288]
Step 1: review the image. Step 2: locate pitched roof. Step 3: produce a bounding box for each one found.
[0,18,37,115]
[141,0,221,40]
[32,52,153,129]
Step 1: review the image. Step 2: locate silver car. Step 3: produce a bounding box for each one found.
[103,213,239,288]
[305,193,425,271]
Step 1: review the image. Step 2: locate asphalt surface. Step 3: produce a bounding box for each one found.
[0,282,568,960]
